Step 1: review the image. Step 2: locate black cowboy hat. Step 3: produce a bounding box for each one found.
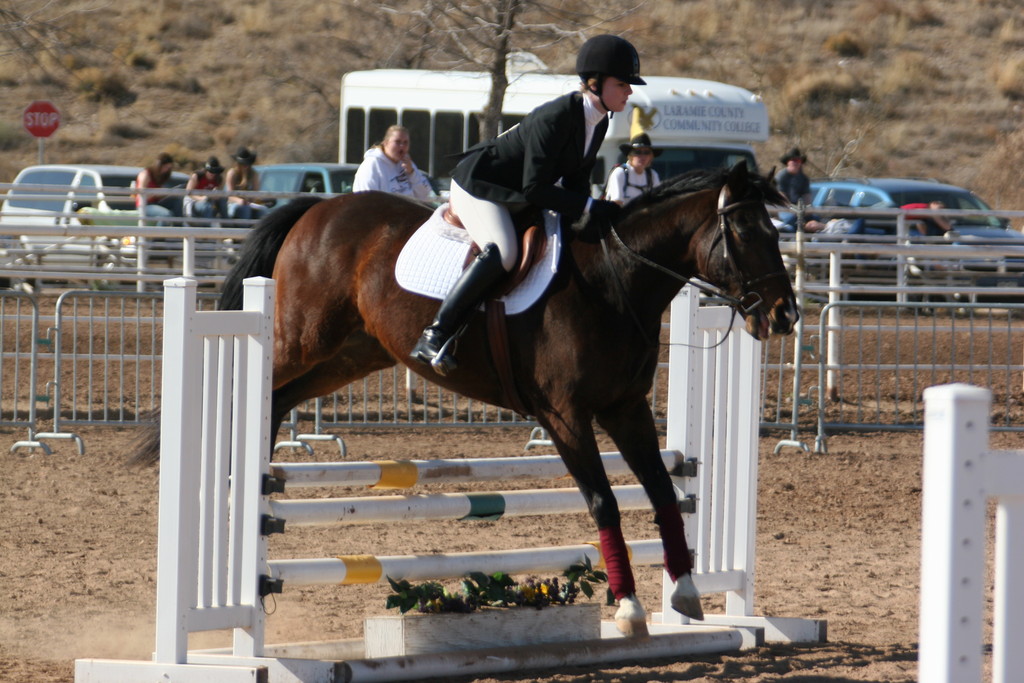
[204,156,225,174]
[232,146,257,164]
[619,133,662,157]
[780,147,807,164]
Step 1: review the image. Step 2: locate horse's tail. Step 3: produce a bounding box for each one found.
[130,197,325,467]
[219,196,325,310]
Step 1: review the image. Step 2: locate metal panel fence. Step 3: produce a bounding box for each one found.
[813,301,1024,452]
[5,289,673,454]
[6,287,1024,456]
[0,290,44,451]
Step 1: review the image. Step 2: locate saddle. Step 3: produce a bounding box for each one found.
[442,205,548,295]
[440,206,545,416]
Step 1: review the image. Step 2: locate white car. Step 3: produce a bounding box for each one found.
[0,164,187,282]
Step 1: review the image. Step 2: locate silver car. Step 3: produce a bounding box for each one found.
[0,164,188,285]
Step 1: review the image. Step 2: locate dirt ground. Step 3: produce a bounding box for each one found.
[0,423,1013,683]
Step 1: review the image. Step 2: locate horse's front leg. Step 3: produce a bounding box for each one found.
[534,409,649,637]
[596,398,705,622]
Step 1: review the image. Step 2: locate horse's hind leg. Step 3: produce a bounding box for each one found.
[534,408,649,637]
[596,398,704,621]
[270,329,397,441]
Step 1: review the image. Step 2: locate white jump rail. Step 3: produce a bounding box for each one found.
[919,384,1024,683]
[75,282,823,683]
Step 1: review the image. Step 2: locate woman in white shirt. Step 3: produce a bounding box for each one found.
[353,125,435,200]
[605,133,661,205]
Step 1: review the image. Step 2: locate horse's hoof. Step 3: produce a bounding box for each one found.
[670,574,704,621]
[613,595,649,638]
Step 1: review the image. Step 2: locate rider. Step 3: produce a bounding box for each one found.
[410,34,644,374]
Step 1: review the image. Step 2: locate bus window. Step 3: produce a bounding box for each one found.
[344,109,366,164]
[466,113,525,148]
[402,109,431,173]
[468,113,482,148]
[432,111,465,180]
[368,108,398,148]
[501,114,525,132]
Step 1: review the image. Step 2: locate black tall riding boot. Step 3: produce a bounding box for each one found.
[410,244,507,376]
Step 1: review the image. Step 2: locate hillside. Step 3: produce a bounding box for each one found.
[1,0,1023,209]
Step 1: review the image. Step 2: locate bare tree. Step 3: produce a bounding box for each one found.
[0,2,87,64]
[378,0,642,140]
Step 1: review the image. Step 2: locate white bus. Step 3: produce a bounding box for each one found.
[339,68,769,192]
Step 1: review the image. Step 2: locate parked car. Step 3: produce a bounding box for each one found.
[807,177,1012,234]
[798,177,1024,294]
[256,163,359,207]
[0,164,188,277]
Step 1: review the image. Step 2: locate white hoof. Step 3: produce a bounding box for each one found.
[613,595,649,638]
[671,574,704,621]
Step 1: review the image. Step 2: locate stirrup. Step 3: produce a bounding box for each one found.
[429,335,460,376]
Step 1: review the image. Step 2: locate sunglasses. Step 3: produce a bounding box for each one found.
[632,149,653,156]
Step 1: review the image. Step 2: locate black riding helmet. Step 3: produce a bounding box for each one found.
[576,34,646,86]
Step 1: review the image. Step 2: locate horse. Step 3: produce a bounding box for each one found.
[143,160,798,636]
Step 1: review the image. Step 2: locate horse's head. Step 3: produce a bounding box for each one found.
[698,161,799,340]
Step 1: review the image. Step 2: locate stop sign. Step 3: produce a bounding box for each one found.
[23,100,61,138]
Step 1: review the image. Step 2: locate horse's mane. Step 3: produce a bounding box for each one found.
[619,165,786,220]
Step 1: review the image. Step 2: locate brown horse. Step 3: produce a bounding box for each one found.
[212,161,797,635]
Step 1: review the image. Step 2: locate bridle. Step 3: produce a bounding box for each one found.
[605,185,789,321]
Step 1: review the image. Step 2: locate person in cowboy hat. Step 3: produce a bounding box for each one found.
[605,132,662,205]
[183,156,227,222]
[409,34,645,375]
[225,146,267,221]
[774,146,824,231]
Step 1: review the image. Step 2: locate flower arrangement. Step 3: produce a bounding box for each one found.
[385,559,608,614]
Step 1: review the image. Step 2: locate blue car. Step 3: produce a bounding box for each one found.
[808,177,1011,235]
[800,177,1024,292]
[256,163,359,208]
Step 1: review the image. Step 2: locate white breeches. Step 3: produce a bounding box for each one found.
[449,180,517,272]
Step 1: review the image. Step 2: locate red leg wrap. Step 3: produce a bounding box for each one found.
[655,502,692,581]
[599,526,636,600]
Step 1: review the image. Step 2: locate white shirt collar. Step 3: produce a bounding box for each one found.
[581,93,607,156]
[582,93,607,129]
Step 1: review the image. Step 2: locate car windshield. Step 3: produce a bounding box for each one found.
[328,169,356,194]
[102,175,138,211]
[6,170,76,211]
[260,171,301,193]
[888,189,1002,228]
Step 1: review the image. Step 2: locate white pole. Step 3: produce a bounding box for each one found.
[919,383,990,683]
[993,496,1024,683]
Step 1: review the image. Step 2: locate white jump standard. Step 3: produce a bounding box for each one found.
[75,279,823,683]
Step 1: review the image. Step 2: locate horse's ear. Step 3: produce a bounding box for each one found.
[725,159,749,197]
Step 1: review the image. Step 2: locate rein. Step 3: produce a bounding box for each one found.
[601,184,790,349]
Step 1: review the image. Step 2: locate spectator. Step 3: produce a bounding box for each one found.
[135,152,182,222]
[774,147,825,232]
[901,200,954,237]
[353,125,435,200]
[225,147,268,221]
[183,156,227,223]
[604,133,661,205]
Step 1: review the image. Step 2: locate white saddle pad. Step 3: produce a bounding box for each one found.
[395,203,561,315]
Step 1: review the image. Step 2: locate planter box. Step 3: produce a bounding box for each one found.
[364,603,601,657]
